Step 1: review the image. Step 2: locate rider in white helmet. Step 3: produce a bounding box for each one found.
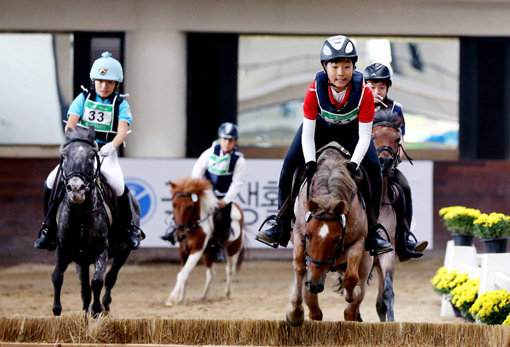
[364,62,428,261]
[35,52,144,251]
[161,122,246,260]
[256,35,393,257]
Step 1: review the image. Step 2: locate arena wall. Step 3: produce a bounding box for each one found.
[2,158,509,265]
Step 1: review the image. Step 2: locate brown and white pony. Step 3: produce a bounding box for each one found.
[286,146,373,325]
[372,123,400,322]
[165,177,243,306]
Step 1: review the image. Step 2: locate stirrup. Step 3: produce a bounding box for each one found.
[128,225,146,241]
[255,215,280,248]
[406,230,428,252]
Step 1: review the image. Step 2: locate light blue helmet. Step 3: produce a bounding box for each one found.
[89,52,124,82]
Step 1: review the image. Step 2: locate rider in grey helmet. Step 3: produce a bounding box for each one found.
[162,122,246,261]
[256,35,393,256]
[364,62,428,261]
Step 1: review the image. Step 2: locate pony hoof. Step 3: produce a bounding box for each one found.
[52,307,62,316]
[165,298,175,307]
[286,312,304,327]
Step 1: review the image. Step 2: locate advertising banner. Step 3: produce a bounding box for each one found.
[121,158,433,249]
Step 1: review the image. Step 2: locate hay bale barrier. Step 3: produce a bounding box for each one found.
[1,314,510,346]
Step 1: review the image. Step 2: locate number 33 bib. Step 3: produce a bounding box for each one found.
[81,99,114,132]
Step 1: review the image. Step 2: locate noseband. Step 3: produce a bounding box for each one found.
[303,211,347,272]
[374,124,414,174]
[172,192,212,235]
[61,138,101,191]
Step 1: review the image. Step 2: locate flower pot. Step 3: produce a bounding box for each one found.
[451,234,474,246]
[450,302,462,318]
[483,238,508,253]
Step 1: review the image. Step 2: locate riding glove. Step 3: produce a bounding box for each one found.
[346,161,359,178]
[305,161,317,183]
[100,142,116,157]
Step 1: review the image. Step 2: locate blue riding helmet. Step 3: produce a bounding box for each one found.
[364,63,392,87]
[320,35,358,65]
[89,52,124,82]
[218,122,238,139]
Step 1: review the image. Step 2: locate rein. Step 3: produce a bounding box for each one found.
[61,138,102,191]
[172,192,212,236]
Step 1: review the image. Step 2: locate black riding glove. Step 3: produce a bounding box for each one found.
[346,161,359,179]
[305,161,317,183]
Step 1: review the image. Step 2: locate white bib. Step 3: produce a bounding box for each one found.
[81,96,116,133]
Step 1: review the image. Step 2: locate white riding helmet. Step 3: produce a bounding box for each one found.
[89,52,124,82]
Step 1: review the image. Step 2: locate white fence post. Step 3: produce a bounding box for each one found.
[479,253,510,294]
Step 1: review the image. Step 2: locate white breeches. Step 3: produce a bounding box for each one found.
[45,151,125,196]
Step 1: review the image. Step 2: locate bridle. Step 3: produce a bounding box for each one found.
[60,138,102,191]
[373,123,414,174]
[303,211,347,272]
[171,192,212,236]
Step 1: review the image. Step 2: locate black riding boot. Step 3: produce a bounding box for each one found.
[161,226,177,244]
[365,216,394,256]
[391,177,428,261]
[255,213,291,248]
[34,184,57,251]
[117,188,145,250]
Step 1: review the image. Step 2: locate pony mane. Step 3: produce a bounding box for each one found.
[171,177,218,214]
[65,126,96,144]
[310,149,356,214]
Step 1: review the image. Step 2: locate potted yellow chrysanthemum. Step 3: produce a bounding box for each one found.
[469,289,510,325]
[451,277,479,321]
[439,206,481,246]
[430,267,469,318]
[473,212,510,253]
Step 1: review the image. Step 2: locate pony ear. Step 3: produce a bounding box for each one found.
[168,180,176,189]
[307,199,319,213]
[334,200,347,216]
[87,126,96,142]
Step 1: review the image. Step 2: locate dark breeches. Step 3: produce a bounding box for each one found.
[390,168,413,222]
[278,119,382,218]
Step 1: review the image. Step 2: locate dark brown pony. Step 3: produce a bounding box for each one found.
[165,177,244,305]
[372,124,400,322]
[286,146,373,325]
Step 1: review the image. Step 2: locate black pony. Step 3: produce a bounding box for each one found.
[51,126,138,317]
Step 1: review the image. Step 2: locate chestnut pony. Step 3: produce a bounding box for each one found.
[286,144,373,325]
[371,122,403,322]
[165,177,243,305]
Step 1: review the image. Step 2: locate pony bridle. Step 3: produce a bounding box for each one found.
[171,192,211,235]
[303,211,347,272]
[61,138,102,191]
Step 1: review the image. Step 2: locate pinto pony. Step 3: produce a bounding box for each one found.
[165,177,243,305]
[286,146,373,325]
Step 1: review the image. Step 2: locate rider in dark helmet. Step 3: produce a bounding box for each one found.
[256,35,393,256]
[34,52,144,251]
[364,62,428,261]
[161,122,246,261]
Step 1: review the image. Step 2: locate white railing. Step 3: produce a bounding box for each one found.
[440,240,510,318]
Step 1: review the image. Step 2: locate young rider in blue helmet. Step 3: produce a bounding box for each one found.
[35,51,144,251]
[364,62,428,261]
[161,122,246,257]
[256,35,393,256]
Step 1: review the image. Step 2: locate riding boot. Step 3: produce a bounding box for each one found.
[117,188,145,250]
[161,226,177,244]
[365,217,394,256]
[255,213,291,248]
[34,184,57,251]
[391,179,428,261]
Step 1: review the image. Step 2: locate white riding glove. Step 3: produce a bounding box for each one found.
[100,142,116,157]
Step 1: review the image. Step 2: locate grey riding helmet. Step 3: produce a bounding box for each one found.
[320,35,358,66]
[363,63,392,87]
[217,122,239,139]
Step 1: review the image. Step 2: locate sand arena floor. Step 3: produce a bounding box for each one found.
[0,255,463,323]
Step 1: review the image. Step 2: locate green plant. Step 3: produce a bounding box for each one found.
[473,212,510,239]
[439,206,481,235]
[469,289,510,325]
[451,277,479,320]
[430,267,469,295]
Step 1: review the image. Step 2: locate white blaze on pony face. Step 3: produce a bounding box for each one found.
[318,223,330,239]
